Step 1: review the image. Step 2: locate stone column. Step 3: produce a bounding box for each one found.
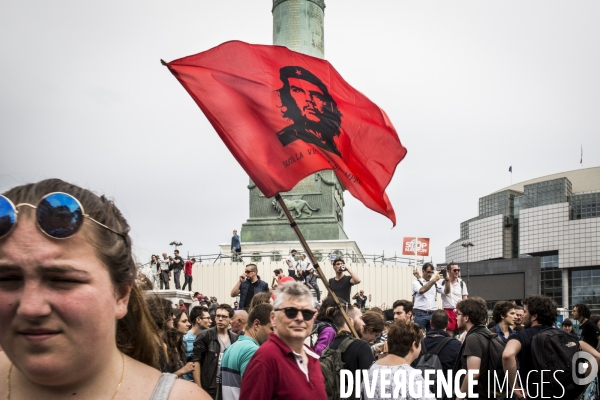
[272,0,325,58]
[239,0,348,245]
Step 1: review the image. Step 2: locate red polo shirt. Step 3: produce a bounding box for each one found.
[240,332,327,399]
[184,260,193,276]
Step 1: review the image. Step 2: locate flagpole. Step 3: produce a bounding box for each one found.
[414,237,418,272]
[275,194,358,338]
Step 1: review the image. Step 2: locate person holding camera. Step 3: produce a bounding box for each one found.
[352,290,367,309]
[411,262,444,332]
[329,257,361,304]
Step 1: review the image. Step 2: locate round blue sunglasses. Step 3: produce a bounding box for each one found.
[0,192,125,240]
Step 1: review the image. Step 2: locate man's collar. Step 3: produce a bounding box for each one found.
[268,332,314,357]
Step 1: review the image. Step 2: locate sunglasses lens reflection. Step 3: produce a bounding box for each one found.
[0,196,16,238]
[37,193,85,239]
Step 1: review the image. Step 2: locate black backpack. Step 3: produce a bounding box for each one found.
[530,327,585,399]
[415,336,455,399]
[320,336,356,400]
[464,327,506,398]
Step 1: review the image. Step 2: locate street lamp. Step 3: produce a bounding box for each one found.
[170,241,182,250]
[461,242,474,283]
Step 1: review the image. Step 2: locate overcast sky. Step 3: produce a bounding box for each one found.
[2,1,599,265]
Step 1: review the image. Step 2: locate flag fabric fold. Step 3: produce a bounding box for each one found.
[164,41,407,225]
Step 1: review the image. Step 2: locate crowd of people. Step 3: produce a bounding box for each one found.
[139,252,196,291]
[1,179,600,400]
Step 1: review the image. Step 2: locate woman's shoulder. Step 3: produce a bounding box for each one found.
[125,359,210,399]
[169,379,212,400]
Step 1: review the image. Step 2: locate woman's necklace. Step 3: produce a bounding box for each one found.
[6,352,125,400]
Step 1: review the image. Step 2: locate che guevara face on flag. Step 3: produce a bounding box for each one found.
[164,41,407,225]
[276,66,342,157]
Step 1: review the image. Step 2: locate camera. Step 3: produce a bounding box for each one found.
[440,269,447,279]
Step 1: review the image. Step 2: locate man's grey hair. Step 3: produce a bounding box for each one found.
[273,281,314,309]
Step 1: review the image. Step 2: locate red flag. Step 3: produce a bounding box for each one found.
[164,41,407,225]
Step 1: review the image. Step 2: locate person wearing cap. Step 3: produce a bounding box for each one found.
[304,265,321,302]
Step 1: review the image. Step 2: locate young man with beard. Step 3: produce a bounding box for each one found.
[453,297,492,400]
[192,304,238,398]
[324,304,375,399]
[221,303,273,400]
[392,299,414,322]
[513,306,524,329]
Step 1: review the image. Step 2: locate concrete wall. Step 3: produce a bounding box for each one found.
[182,260,419,309]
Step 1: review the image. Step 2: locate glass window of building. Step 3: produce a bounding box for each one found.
[570,268,600,313]
[540,254,562,307]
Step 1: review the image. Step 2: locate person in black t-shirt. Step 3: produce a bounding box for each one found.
[573,303,600,348]
[328,257,361,304]
[171,249,184,290]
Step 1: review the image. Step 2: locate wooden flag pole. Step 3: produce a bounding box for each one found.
[275,194,358,338]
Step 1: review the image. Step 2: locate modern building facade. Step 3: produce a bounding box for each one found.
[446,167,600,310]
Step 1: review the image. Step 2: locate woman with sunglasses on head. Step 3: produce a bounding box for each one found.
[0,179,209,400]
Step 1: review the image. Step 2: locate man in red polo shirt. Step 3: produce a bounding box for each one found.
[240,282,326,399]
